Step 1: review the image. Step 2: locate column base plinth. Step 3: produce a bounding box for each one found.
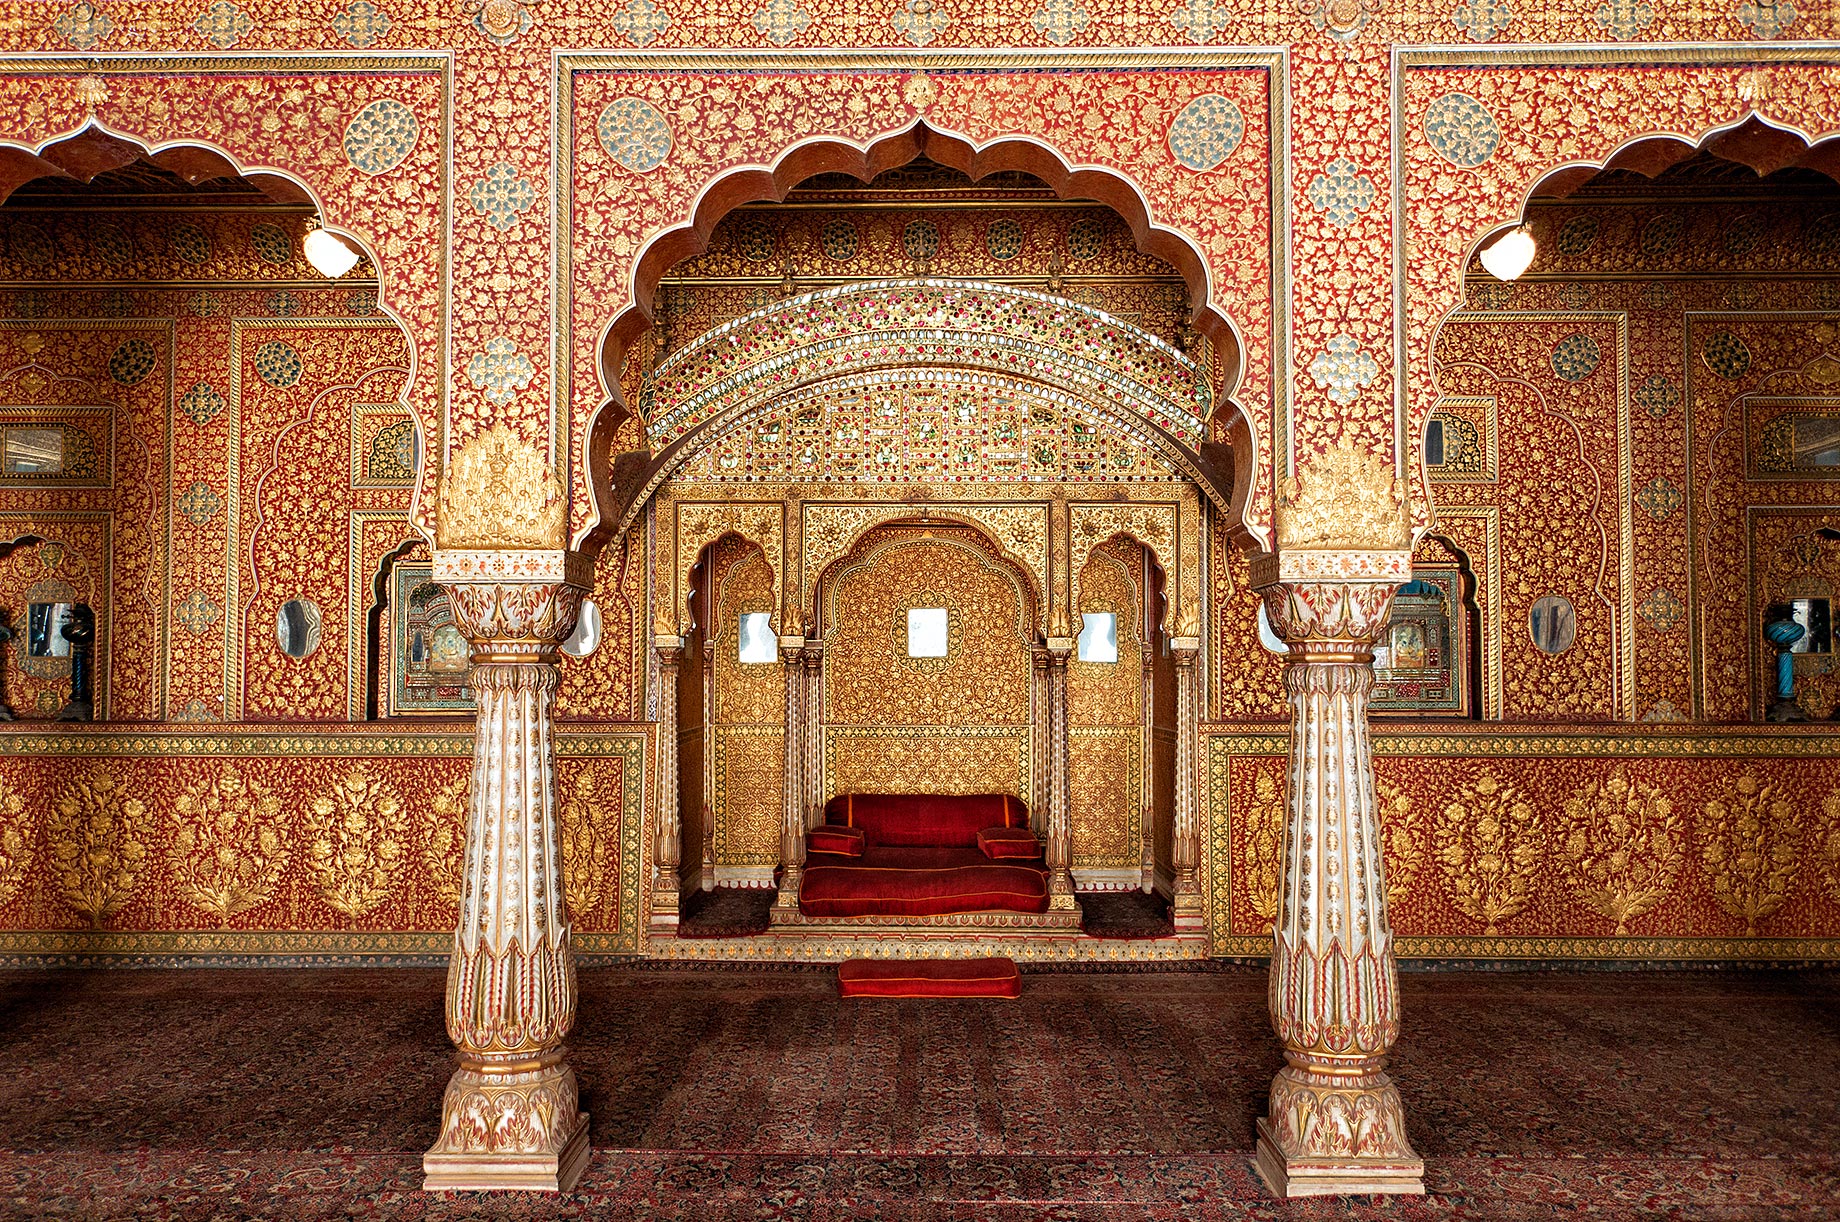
[1255,1117,1423,1197]
[648,887,680,937]
[423,1060,591,1193]
[1254,1064,1423,1198]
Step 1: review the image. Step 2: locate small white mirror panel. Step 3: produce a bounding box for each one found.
[907,607,948,658]
[1077,612,1118,663]
[738,612,777,663]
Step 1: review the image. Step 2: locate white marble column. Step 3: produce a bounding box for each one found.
[1168,634,1203,931]
[1251,564,1423,1197]
[650,635,684,936]
[423,549,592,1193]
[771,629,807,917]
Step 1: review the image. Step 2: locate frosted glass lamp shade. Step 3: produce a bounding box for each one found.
[1479,226,1536,281]
[304,227,361,278]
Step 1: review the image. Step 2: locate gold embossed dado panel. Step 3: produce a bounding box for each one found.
[1070,540,1147,883]
[0,727,647,958]
[821,525,1032,800]
[1205,726,1840,961]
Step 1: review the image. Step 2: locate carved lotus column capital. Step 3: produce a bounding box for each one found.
[1251,549,1412,654]
[433,548,593,657]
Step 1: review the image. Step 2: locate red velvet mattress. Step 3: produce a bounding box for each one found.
[800,846,1048,918]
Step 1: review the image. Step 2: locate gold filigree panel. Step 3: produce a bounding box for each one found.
[824,728,1027,802]
[802,501,1046,624]
[675,500,784,636]
[1070,728,1140,872]
[713,725,784,868]
[1070,501,1181,632]
[822,532,1031,728]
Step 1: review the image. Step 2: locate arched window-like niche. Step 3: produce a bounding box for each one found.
[0,126,422,725]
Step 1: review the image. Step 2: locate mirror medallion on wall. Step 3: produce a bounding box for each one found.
[276,598,322,659]
[561,598,602,658]
[1528,594,1576,655]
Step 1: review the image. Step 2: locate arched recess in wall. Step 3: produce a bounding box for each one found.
[631,280,1212,637]
[575,125,1260,557]
[1420,116,1840,535]
[0,122,432,538]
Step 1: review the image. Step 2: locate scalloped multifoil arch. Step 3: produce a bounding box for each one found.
[0,119,430,540]
[1416,111,1840,547]
[576,122,1261,555]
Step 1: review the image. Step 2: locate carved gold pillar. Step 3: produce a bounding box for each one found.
[1251,557,1422,1197]
[802,639,823,829]
[1168,632,1203,932]
[701,638,716,891]
[772,629,807,917]
[1044,622,1076,910]
[1030,647,1049,832]
[422,547,592,1193]
[650,636,684,936]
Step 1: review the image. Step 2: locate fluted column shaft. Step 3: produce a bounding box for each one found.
[1169,636,1203,930]
[424,556,591,1193]
[650,637,683,935]
[802,641,823,829]
[773,633,807,914]
[1252,576,1422,1198]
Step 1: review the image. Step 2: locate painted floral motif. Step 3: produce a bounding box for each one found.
[8,223,52,268]
[1308,335,1379,406]
[108,339,156,386]
[332,0,391,47]
[1306,157,1376,229]
[820,218,859,261]
[1560,767,1682,936]
[1436,769,1543,936]
[608,0,671,45]
[753,0,814,44]
[54,1,111,49]
[249,223,291,266]
[597,98,672,173]
[89,222,133,267]
[342,98,420,177]
[266,290,300,317]
[1555,215,1599,256]
[986,218,1024,261]
[1592,0,1654,39]
[472,0,532,44]
[177,482,221,525]
[305,765,408,918]
[1452,0,1511,41]
[469,163,538,232]
[1550,333,1601,383]
[890,0,950,45]
[0,787,29,910]
[1030,0,1089,44]
[170,766,287,924]
[253,341,303,389]
[1166,0,1231,41]
[466,336,536,407]
[1702,331,1752,381]
[179,382,225,425]
[1699,773,1800,936]
[1167,94,1244,173]
[175,590,222,635]
[1637,588,1683,633]
[48,767,146,929]
[1635,375,1679,419]
[1636,477,1681,521]
[903,218,941,262]
[192,1,251,48]
[1423,92,1500,169]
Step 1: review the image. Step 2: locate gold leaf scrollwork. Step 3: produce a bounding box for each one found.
[1558,766,1683,936]
[1699,772,1801,936]
[423,774,469,905]
[169,765,287,924]
[0,786,30,909]
[435,423,566,550]
[1242,767,1285,926]
[1275,441,1410,552]
[559,766,613,919]
[1819,790,1840,907]
[48,765,148,928]
[1435,769,1543,936]
[1376,778,1419,907]
[305,765,408,917]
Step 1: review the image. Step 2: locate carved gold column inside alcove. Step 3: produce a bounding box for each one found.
[1168,628,1203,932]
[771,624,808,921]
[651,635,684,936]
[424,425,592,1194]
[1249,445,1423,1198]
[1044,607,1077,910]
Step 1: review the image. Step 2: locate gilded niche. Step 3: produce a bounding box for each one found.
[435,424,566,550]
[1276,442,1410,552]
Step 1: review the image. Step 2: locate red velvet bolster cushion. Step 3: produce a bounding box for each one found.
[976,826,1041,859]
[823,793,1026,847]
[799,860,1048,918]
[837,957,1021,999]
[807,826,866,856]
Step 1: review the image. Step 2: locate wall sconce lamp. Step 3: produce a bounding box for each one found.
[1479,224,1537,281]
[304,222,361,279]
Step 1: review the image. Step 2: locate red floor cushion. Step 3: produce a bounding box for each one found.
[799,847,1049,918]
[807,826,866,856]
[837,956,1021,998]
[824,793,1025,848]
[977,826,1041,859]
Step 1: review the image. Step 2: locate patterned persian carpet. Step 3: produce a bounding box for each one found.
[0,965,1836,1219]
